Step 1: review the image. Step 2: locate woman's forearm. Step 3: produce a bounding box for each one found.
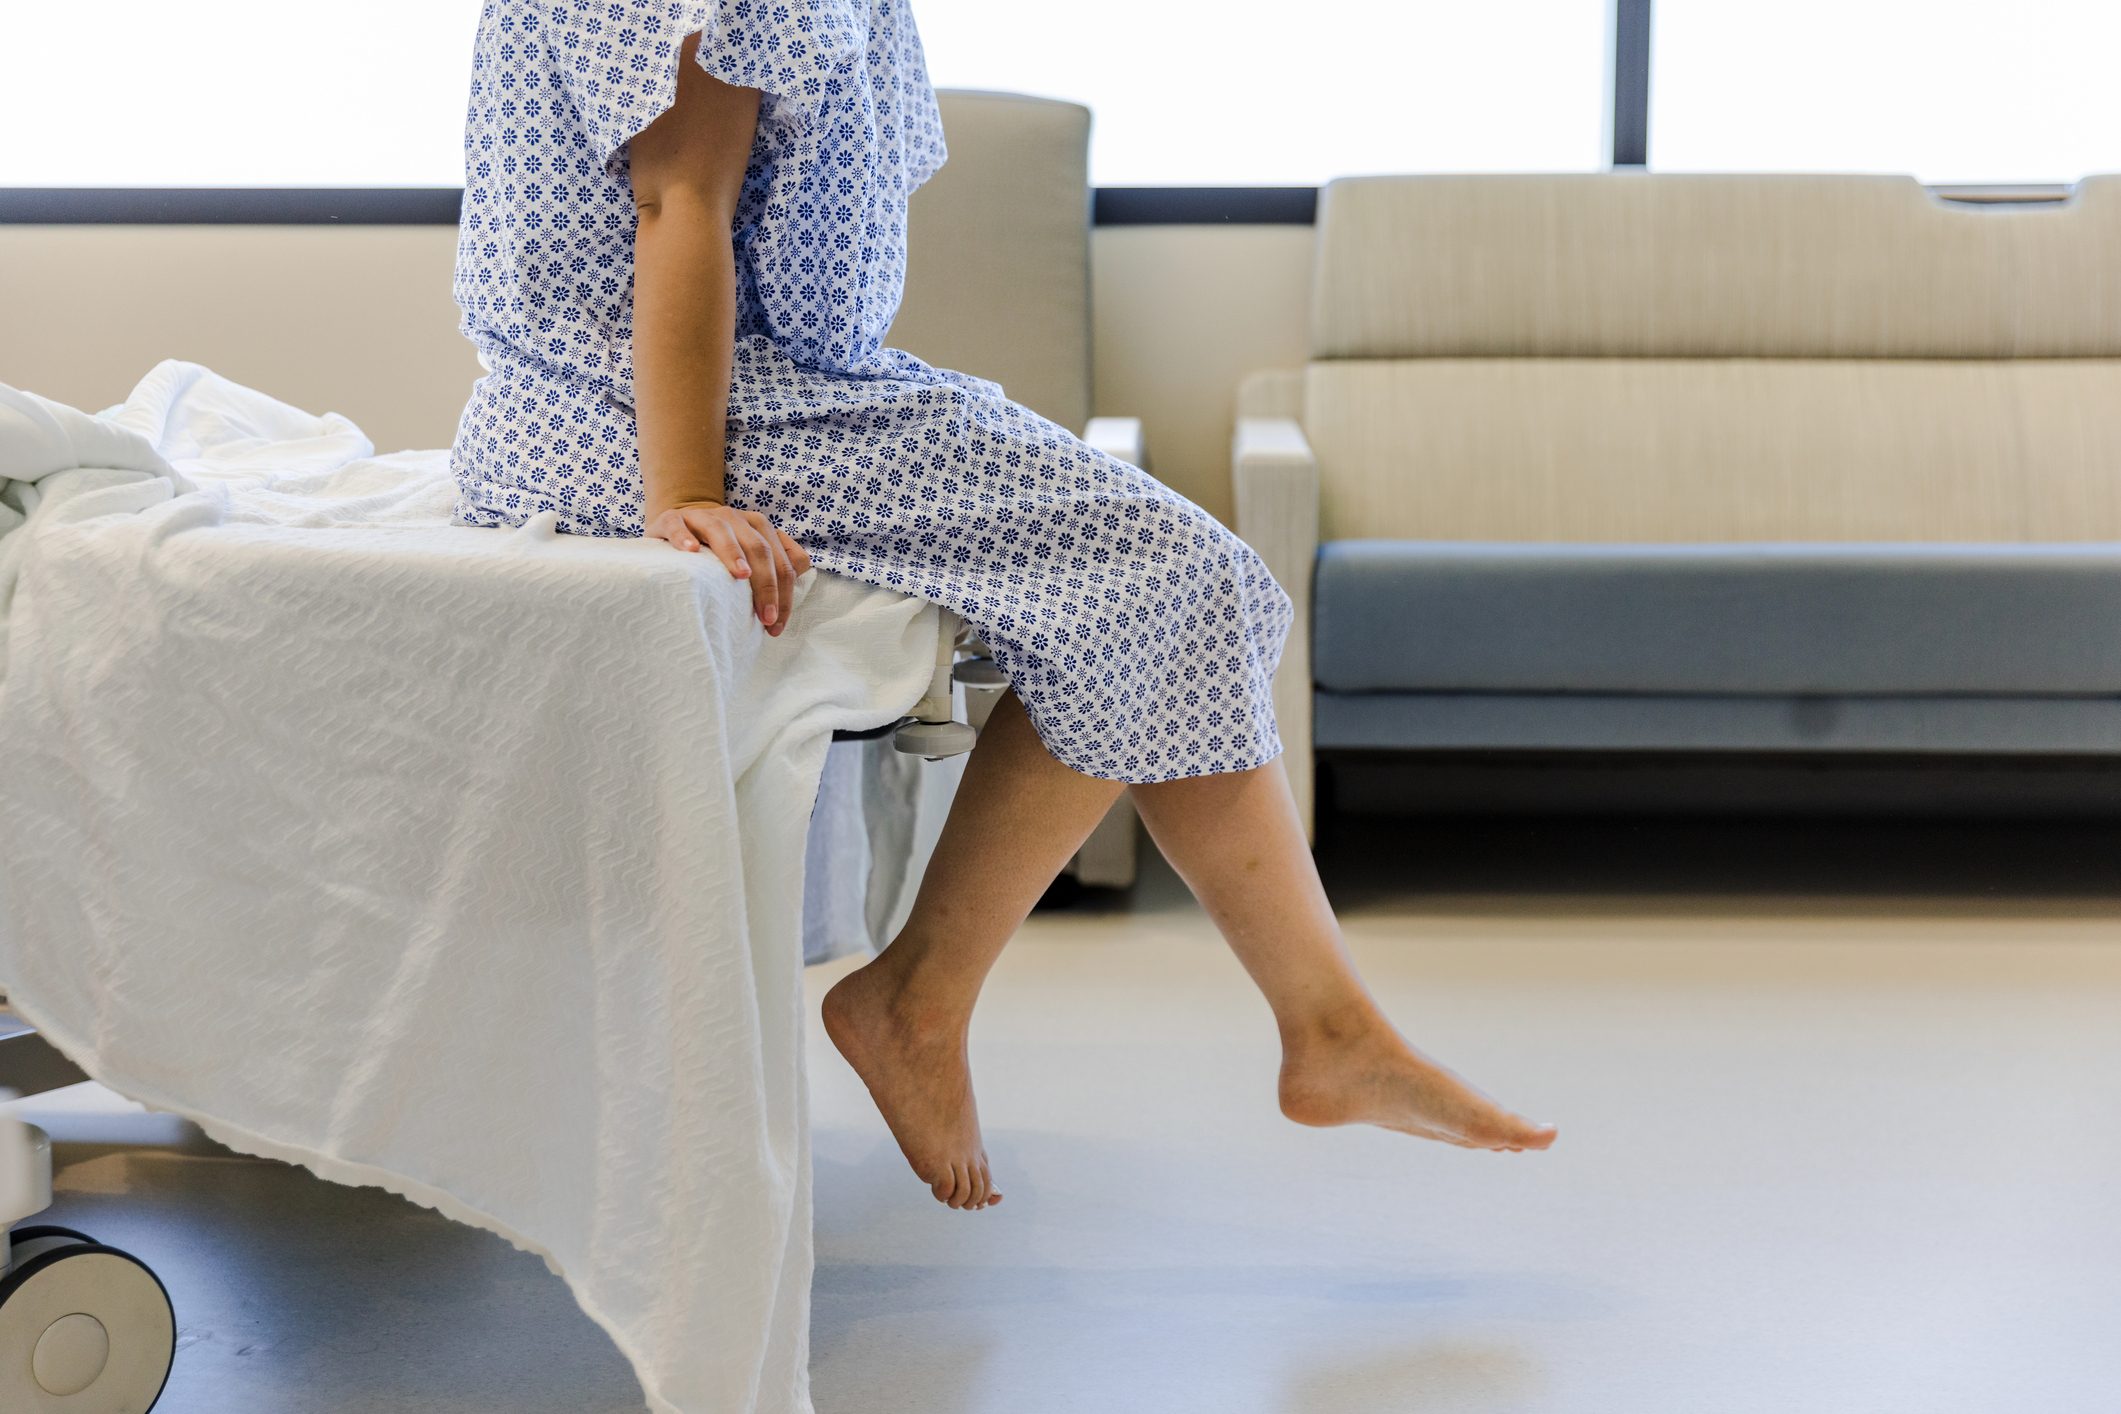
[632,193,739,518]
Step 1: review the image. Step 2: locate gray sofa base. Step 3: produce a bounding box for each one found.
[1316,748,2121,819]
[1316,690,2121,755]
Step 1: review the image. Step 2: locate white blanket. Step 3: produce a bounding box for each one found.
[0,362,941,1414]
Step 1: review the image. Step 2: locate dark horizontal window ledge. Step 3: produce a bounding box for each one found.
[0,182,2077,227]
[0,185,1321,227]
[0,187,467,224]
[1092,186,1317,225]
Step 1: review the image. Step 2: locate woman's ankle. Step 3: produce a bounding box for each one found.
[1276,993,1390,1058]
[853,945,980,1034]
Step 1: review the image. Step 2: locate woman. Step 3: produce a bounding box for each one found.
[451,0,1555,1211]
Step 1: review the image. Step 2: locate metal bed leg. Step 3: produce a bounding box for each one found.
[891,609,983,759]
[829,608,991,757]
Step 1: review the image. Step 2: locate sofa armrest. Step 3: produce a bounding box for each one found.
[1083,415,1146,472]
[1233,415,1319,840]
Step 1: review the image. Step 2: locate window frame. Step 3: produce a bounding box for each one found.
[0,3,2078,226]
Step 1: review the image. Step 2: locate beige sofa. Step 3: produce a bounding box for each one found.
[1236,173,2121,839]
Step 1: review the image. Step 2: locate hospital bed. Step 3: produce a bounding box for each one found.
[0,359,1010,1411]
[0,613,987,1408]
[0,608,992,1412]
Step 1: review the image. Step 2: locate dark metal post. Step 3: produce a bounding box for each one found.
[1611,0,1653,167]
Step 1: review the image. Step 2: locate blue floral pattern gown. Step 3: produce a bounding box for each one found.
[450,0,1292,783]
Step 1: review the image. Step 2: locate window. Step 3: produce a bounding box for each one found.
[0,0,1607,191]
[915,0,1610,185]
[19,0,2099,202]
[1650,0,2121,184]
[0,1,480,186]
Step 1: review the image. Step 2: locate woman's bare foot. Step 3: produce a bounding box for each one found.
[1277,1004,1557,1152]
[822,958,1002,1209]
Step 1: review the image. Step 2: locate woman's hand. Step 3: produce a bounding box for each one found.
[646,500,813,635]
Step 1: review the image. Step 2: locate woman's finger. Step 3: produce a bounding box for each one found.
[736,520,779,627]
[765,529,796,633]
[660,510,702,553]
[679,504,730,555]
[778,528,812,577]
[695,516,749,581]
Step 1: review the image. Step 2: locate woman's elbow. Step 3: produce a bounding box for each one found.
[632,182,732,231]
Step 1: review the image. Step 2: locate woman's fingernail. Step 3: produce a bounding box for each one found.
[735,563,749,577]
[762,605,777,625]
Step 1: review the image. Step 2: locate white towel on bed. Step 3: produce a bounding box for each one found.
[0,362,939,1414]
[0,377,194,671]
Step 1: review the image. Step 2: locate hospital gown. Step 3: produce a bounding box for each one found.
[449,0,1292,783]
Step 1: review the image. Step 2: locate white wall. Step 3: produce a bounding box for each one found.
[0,224,1313,525]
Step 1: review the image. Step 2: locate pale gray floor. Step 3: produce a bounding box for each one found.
[12,814,2121,1413]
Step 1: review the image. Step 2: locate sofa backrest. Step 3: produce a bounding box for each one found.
[891,90,1093,435]
[1303,173,2121,542]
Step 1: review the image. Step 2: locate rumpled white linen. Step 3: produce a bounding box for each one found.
[0,374,194,675]
[0,362,941,1414]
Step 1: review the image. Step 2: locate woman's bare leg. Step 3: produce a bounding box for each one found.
[1131,762,1556,1152]
[825,695,1554,1211]
[823,691,1123,1208]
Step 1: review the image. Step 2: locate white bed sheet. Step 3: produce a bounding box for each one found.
[0,362,942,1414]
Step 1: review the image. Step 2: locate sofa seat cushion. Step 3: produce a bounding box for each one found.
[1312,540,2121,695]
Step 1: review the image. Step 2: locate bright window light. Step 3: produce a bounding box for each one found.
[915,0,1610,185]
[1650,0,2121,184]
[0,1,482,186]
[0,0,1607,189]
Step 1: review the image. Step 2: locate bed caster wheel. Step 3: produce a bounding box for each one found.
[892,719,978,758]
[6,1228,98,1269]
[1,1230,174,1411]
